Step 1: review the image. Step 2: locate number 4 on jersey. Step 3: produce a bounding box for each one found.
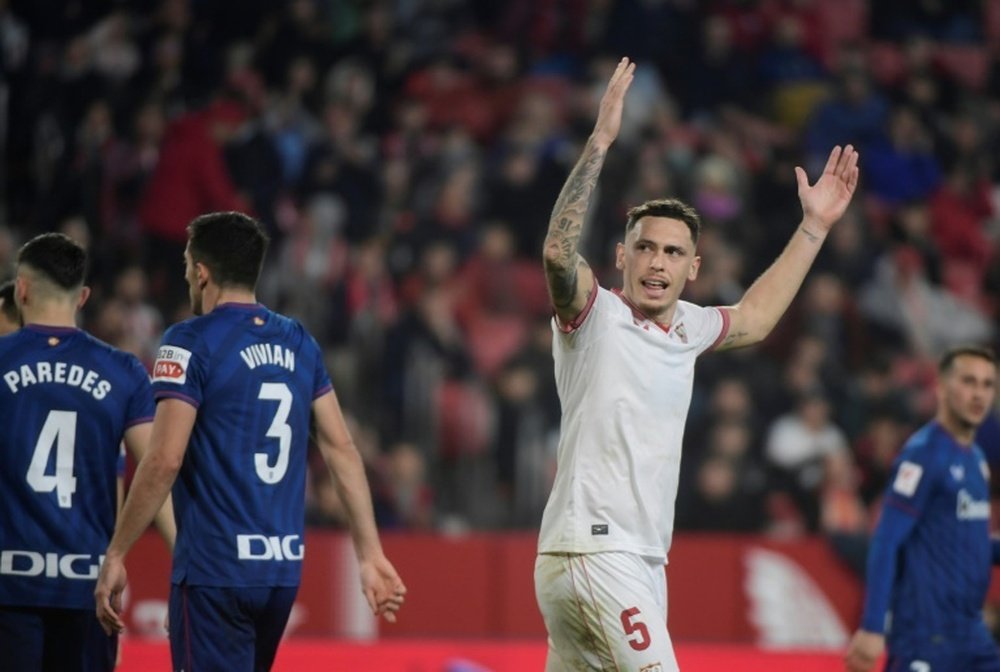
[27,410,78,508]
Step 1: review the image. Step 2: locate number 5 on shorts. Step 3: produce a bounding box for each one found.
[620,607,651,651]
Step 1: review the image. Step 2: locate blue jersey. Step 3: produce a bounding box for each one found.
[151,303,332,588]
[862,421,993,644]
[0,325,154,609]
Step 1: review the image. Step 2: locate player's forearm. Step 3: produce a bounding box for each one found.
[860,504,915,632]
[543,137,607,306]
[723,219,827,347]
[153,494,177,552]
[324,444,385,560]
[106,454,180,559]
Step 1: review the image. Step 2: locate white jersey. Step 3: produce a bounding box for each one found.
[538,283,729,562]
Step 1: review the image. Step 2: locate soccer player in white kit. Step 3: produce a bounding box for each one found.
[536,57,860,671]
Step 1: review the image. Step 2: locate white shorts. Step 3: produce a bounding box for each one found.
[534,552,678,672]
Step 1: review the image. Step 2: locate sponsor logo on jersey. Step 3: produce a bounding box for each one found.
[591,524,609,536]
[893,461,923,497]
[152,345,192,384]
[236,534,304,561]
[639,664,663,672]
[950,465,965,482]
[0,550,103,580]
[957,489,990,520]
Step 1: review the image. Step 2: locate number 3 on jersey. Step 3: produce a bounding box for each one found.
[27,410,78,508]
[257,382,292,484]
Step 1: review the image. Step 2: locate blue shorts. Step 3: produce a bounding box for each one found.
[887,622,1000,672]
[0,605,116,672]
[169,583,298,672]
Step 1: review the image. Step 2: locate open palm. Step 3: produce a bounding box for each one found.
[795,145,860,232]
[592,57,635,148]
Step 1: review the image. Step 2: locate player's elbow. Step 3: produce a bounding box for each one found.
[149,450,184,478]
[542,238,567,268]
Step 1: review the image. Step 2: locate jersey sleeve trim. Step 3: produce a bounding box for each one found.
[314,383,333,400]
[154,389,200,409]
[125,415,155,429]
[555,275,599,333]
[883,495,920,518]
[706,307,731,352]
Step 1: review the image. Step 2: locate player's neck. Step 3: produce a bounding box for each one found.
[20,305,78,329]
[936,413,976,446]
[205,286,257,313]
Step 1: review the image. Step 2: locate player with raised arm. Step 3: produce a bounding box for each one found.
[0,233,164,671]
[94,211,406,671]
[846,347,1000,672]
[535,57,859,671]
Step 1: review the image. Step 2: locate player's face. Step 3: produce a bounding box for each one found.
[939,355,997,430]
[184,246,204,316]
[616,217,700,323]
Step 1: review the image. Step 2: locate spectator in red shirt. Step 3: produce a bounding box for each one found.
[139,97,252,311]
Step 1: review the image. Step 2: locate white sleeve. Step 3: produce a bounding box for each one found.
[684,302,730,356]
[552,281,612,351]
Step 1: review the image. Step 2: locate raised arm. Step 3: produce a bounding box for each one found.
[718,145,859,350]
[312,390,406,622]
[543,57,635,325]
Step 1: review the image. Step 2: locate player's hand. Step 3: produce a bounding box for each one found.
[844,629,884,672]
[592,57,636,149]
[95,554,128,635]
[795,144,859,233]
[360,555,407,623]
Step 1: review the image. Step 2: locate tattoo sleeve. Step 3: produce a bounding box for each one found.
[543,140,606,308]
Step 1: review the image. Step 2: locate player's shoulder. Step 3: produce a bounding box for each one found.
[76,329,148,375]
[897,422,949,468]
[268,308,322,349]
[674,299,717,321]
[160,313,215,349]
[0,329,28,353]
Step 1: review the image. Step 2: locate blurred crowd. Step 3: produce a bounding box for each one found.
[2,0,1000,546]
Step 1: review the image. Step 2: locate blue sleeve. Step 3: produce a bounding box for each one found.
[860,444,940,632]
[151,322,206,408]
[124,355,155,428]
[308,332,332,399]
[992,539,1000,565]
[861,504,918,632]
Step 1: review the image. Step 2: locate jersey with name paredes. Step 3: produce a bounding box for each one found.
[876,422,993,640]
[0,325,154,609]
[151,303,331,588]
[538,284,729,562]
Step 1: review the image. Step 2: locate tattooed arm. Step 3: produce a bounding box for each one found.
[543,58,635,325]
[717,145,860,351]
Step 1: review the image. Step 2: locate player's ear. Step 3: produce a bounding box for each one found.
[615,242,625,270]
[688,255,701,281]
[14,276,28,307]
[196,262,210,289]
[77,286,91,310]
